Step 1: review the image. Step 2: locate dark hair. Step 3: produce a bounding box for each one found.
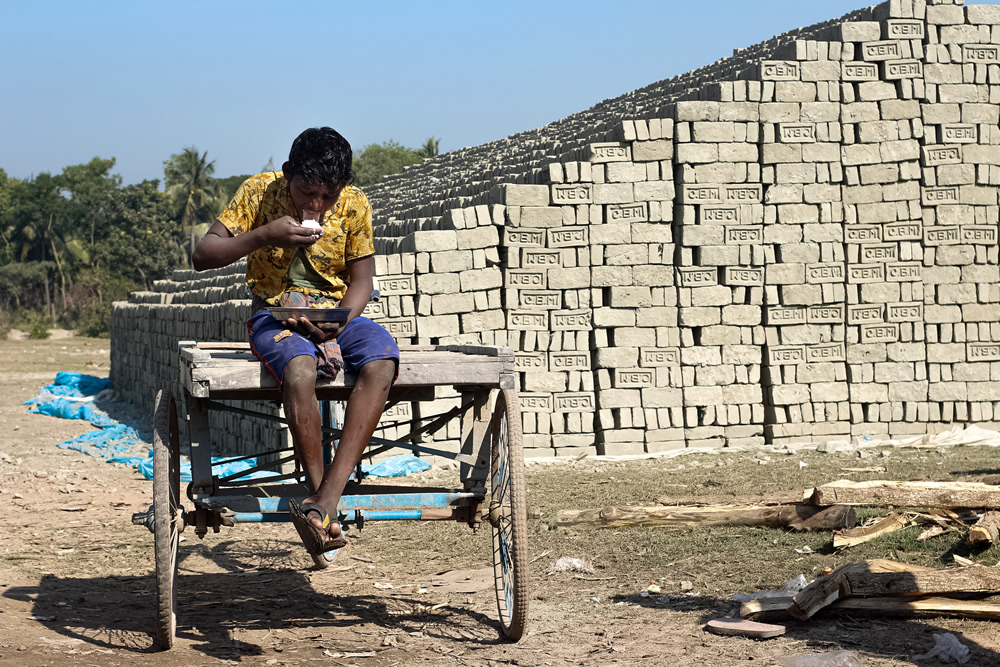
[282,127,354,189]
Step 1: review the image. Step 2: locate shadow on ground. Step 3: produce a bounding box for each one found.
[5,537,504,660]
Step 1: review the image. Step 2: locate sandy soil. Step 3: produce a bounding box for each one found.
[1,336,999,666]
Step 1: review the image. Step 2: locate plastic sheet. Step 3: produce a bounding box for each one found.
[135,453,280,483]
[57,423,140,459]
[733,574,811,603]
[362,454,431,478]
[25,372,116,427]
[28,398,117,427]
[49,371,112,396]
[912,633,970,664]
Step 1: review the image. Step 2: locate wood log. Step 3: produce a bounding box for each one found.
[789,560,932,620]
[742,595,1000,622]
[967,511,1000,546]
[810,479,1000,510]
[844,566,1000,598]
[556,503,855,531]
[656,491,805,507]
[788,505,857,532]
[833,512,910,549]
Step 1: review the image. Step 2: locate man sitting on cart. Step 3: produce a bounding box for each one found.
[192,126,399,556]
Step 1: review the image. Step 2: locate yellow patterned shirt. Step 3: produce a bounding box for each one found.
[217,171,375,303]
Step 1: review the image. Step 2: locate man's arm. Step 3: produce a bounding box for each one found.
[191,217,323,271]
[339,255,375,321]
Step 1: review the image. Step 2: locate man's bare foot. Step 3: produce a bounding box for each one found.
[289,499,346,554]
[303,497,344,546]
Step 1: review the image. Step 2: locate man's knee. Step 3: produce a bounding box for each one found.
[359,359,396,386]
[282,355,317,396]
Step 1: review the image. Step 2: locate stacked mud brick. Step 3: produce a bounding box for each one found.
[113,0,1000,459]
[674,100,767,450]
[110,262,289,454]
[921,1,1000,429]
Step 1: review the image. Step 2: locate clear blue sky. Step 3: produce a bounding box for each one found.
[2,0,875,186]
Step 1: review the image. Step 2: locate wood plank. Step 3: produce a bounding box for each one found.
[810,479,1000,510]
[743,595,1000,622]
[188,358,508,391]
[556,503,855,531]
[833,512,910,549]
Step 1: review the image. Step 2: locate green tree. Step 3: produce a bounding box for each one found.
[93,181,184,288]
[213,173,253,202]
[60,157,121,249]
[163,147,224,266]
[0,261,55,311]
[417,136,441,158]
[352,140,423,188]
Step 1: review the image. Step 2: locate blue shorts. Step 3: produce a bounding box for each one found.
[247,312,400,386]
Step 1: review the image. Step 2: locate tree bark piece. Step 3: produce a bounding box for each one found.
[833,512,910,549]
[742,595,1000,622]
[809,480,1000,510]
[556,503,855,531]
[967,511,1000,546]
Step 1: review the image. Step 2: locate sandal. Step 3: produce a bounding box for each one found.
[288,499,347,555]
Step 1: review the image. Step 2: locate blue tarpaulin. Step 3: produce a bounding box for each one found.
[25,372,116,427]
[28,398,117,427]
[57,423,140,459]
[134,452,280,482]
[363,454,431,477]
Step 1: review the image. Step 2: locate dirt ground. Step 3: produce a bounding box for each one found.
[2,335,1000,666]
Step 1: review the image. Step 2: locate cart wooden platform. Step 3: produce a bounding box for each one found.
[134,341,528,649]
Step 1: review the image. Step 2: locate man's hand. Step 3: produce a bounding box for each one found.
[284,315,341,343]
[264,216,324,248]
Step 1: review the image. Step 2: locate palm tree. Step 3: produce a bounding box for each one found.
[418,137,441,159]
[163,148,224,266]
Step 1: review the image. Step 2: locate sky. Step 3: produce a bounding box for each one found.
[2,0,882,186]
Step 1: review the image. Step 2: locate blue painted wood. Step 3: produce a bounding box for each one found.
[202,491,474,513]
[232,509,426,523]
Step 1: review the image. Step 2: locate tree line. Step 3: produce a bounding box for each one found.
[0,137,439,338]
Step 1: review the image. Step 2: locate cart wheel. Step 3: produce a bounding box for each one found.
[489,387,528,640]
[153,389,181,649]
[311,549,339,569]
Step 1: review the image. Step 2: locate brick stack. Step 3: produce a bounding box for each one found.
[504,178,597,456]
[111,0,1000,460]
[673,98,766,450]
[837,15,926,438]
[584,121,681,456]
[922,0,1000,429]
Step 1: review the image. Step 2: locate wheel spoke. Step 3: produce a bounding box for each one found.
[490,389,527,639]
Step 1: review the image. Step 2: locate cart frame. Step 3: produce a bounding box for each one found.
[136,341,528,649]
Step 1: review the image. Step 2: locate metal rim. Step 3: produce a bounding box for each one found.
[490,388,527,640]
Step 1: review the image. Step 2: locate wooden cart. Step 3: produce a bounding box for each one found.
[135,341,528,649]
